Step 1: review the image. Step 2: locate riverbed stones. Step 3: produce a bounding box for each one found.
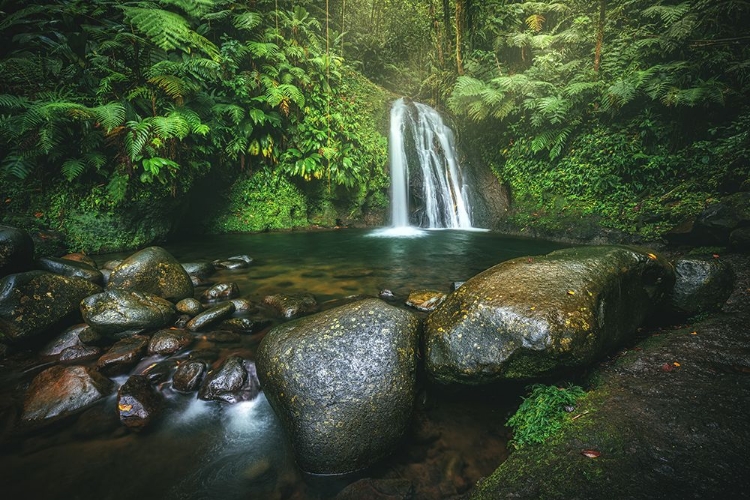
[40,324,89,356]
[181,262,215,280]
[406,289,447,312]
[96,335,149,375]
[256,298,421,475]
[117,375,163,431]
[176,297,203,316]
[200,282,240,302]
[424,246,675,384]
[186,302,236,331]
[22,365,113,422]
[148,328,193,355]
[80,289,175,336]
[669,257,735,316]
[198,355,260,403]
[0,271,102,343]
[107,246,193,302]
[173,360,207,392]
[0,225,34,278]
[262,292,318,319]
[36,256,103,285]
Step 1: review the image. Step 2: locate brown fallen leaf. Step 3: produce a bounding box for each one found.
[581,449,601,458]
[661,363,674,372]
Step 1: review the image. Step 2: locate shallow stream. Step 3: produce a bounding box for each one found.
[0,228,565,499]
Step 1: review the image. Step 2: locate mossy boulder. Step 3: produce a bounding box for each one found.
[424,246,675,384]
[0,225,34,278]
[669,257,735,316]
[0,271,102,343]
[80,289,175,336]
[256,298,420,475]
[107,246,193,302]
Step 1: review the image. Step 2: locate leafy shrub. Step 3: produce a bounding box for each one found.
[507,383,587,450]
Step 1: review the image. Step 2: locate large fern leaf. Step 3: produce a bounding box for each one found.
[62,158,86,181]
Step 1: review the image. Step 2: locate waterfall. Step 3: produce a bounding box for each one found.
[388,98,474,229]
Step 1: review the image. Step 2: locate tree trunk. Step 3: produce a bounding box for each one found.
[341,0,346,58]
[594,0,606,72]
[430,0,444,66]
[456,0,465,75]
[442,0,452,56]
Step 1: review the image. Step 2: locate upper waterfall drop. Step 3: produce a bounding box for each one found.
[388,98,474,230]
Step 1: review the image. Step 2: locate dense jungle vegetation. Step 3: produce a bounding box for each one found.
[1,0,749,252]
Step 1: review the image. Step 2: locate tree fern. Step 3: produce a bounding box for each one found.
[62,158,86,181]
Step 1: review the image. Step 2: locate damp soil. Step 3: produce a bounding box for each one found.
[471,252,750,499]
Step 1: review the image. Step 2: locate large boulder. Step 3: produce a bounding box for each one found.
[80,289,175,336]
[257,298,420,475]
[424,246,675,384]
[107,246,193,302]
[0,271,102,343]
[669,257,735,316]
[22,365,113,422]
[0,225,34,278]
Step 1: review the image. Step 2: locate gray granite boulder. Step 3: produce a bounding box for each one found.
[257,298,420,475]
[107,246,193,302]
[80,289,175,335]
[424,246,675,384]
[0,271,102,343]
[22,365,113,422]
[670,257,735,316]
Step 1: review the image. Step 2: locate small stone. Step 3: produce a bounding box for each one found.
[59,345,101,363]
[187,302,236,331]
[173,360,207,392]
[406,289,447,312]
[176,297,203,316]
[148,328,193,355]
[117,375,163,431]
[96,335,150,375]
[198,356,259,403]
[262,293,318,319]
[201,282,240,302]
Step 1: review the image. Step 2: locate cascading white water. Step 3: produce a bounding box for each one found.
[389,98,474,229]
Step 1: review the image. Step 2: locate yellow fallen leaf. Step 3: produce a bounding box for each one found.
[567,290,575,295]
[673,362,681,367]
[691,331,697,335]
[118,403,133,412]
[647,253,658,260]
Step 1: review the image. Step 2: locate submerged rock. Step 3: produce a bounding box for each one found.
[117,374,163,431]
[0,271,102,343]
[22,365,113,422]
[107,246,194,302]
[406,289,447,312]
[670,257,735,316]
[262,292,318,319]
[81,289,175,336]
[181,262,215,280]
[198,355,260,403]
[424,246,675,384]
[257,298,420,475]
[219,317,271,334]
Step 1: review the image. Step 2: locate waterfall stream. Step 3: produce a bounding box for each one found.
[389,98,474,229]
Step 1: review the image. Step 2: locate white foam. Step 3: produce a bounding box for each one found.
[368,226,427,238]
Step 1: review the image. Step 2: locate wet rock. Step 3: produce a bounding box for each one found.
[40,324,89,356]
[107,246,193,302]
[730,226,750,251]
[379,289,395,300]
[262,292,318,319]
[213,258,249,270]
[670,257,735,316]
[117,374,163,431]
[73,403,120,438]
[176,297,203,316]
[37,256,104,285]
[451,281,465,291]
[257,298,420,475]
[0,271,102,343]
[61,253,98,269]
[198,355,259,403]
[101,260,122,271]
[228,254,253,265]
[96,335,149,375]
[59,345,101,363]
[0,224,34,278]
[187,302,236,331]
[424,246,675,384]
[406,289,447,312]
[138,359,175,384]
[204,330,241,343]
[228,298,255,314]
[200,282,240,302]
[148,328,193,355]
[173,360,207,392]
[22,365,113,422]
[81,289,175,336]
[219,317,272,334]
[333,478,415,500]
[181,262,215,280]
[174,314,191,329]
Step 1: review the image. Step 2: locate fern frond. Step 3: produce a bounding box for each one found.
[643,2,691,25]
[233,11,262,31]
[149,74,191,100]
[62,158,86,181]
[1,154,34,179]
[525,14,546,32]
[125,120,152,160]
[90,103,126,132]
[159,0,216,18]
[152,114,190,140]
[0,95,30,110]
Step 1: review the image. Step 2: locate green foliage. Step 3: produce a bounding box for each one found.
[507,384,587,450]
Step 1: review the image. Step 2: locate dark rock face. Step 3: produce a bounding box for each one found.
[198,355,260,403]
[186,302,236,331]
[200,282,240,302]
[22,365,113,422]
[730,226,750,251]
[107,246,194,302]
[147,328,193,355]
[256,298,421,475]
[80,289,175,335]
[173,360,206,392]
[424,246,675,384]
[406,289,447,312]
[36,256,103,285]
[96,335,150,375]
[40,324,88,356]
[667,192,750,246]
[262,292,318,319]
[0,225,34,278]
[670,257,735,316]
[117,374,163,431]
[0,271,102,343]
